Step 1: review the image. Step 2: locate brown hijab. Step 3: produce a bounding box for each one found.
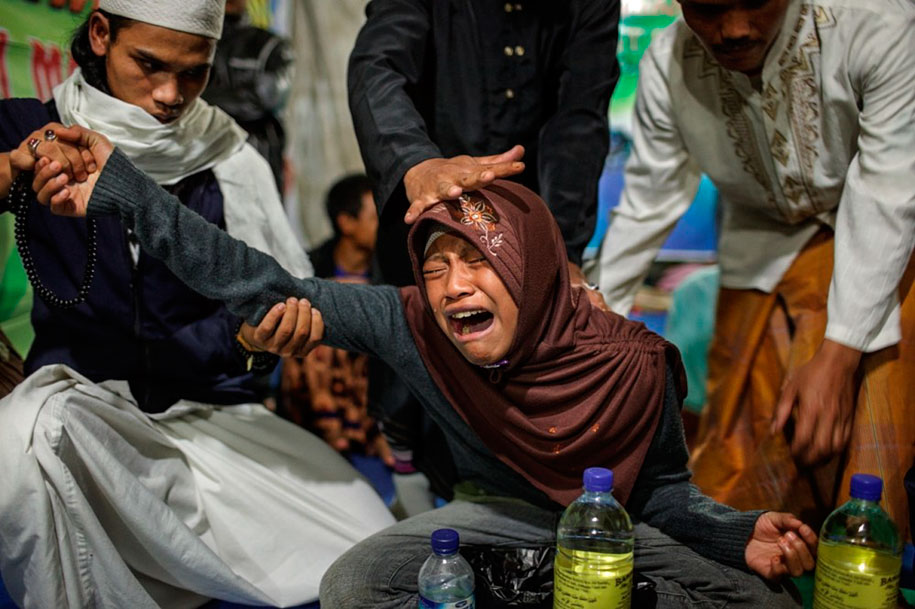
[400,180,686,506]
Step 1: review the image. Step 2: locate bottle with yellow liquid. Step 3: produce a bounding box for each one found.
[813,473,903,609]
[554,467,633,609]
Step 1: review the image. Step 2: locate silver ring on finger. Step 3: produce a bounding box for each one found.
[43,129,57,142]
[27,137,41,159]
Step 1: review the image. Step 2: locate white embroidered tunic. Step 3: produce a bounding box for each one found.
[597,0,915,352]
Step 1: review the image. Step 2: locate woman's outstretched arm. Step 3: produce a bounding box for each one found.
[34,136,406,359]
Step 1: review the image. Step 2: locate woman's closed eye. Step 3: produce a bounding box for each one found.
[422,264,447,276]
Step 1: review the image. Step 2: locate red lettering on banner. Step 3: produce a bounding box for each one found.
[47,0,99,13]
[0,30,9,99]
[30,39,64,101]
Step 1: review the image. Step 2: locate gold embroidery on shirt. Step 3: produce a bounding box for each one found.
[720,78,777,205]
[763,83,779,120]
[770,5,837,218]
[771,130,790,167]
[686,37,776,205]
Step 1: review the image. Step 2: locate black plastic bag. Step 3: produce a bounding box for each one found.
[461,543,657,608]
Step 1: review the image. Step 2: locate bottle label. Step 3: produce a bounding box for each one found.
[418,595,474,609]
[813,542,901,609]
[553,549,632,609]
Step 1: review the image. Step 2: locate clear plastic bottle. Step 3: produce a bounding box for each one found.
[813,473,903,609]
[554,467,634,609]
[418,528,475,609]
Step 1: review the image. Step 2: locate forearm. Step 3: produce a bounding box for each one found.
[627,367,759,570]
[349,95,441,218]
[827,10,915,351]
[596,41,700,313]
[538,125,607,265]
[826,175,914,351]
[597,210,680,315]
[637,481,762,571]
[347,0,440,210]
[537,0,618,263]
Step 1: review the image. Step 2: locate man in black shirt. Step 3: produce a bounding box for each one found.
[348,0,619,287]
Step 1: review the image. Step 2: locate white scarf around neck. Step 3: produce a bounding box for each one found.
[54,69,246,186]
[52,70,312,279]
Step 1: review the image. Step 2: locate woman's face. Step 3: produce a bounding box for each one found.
[422,233,519,366]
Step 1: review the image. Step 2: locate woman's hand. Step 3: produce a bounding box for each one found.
[745,511,818,579]
[239,298,325,358]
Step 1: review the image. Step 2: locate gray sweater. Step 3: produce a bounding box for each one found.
[89,149,762,570]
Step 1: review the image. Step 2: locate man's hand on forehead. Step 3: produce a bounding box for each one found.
[403,145,525,224]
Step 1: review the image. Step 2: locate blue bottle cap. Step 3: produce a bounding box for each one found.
[903,543,914,575]
[849,473,883,502]
[430,528,460,555]
[583,467,613,493]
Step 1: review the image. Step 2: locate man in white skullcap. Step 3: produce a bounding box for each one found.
[0,1,395,607]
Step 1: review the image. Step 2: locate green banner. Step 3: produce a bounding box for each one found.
[610,0,679,134]
[0,0,92,100]
[0,215,33,358]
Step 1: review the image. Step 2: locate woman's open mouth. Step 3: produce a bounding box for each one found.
[448,309,494,338]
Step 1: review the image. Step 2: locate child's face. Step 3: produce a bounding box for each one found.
[422,233,518,366]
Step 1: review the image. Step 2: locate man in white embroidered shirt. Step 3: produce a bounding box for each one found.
[596,0,915,542]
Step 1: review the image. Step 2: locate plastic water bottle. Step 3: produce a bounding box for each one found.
[418,528,475,608]
[813,473,903,609]
[554,467,634,609]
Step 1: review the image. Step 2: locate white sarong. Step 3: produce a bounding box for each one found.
[0,365,395,608]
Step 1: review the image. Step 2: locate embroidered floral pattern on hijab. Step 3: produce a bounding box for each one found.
[459,194,504,256]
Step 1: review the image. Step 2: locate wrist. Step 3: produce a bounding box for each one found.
[233,320,276,373]
[819,338,862,372]
[236,326,263,353]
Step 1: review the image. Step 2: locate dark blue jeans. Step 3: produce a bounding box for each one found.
[319,497,801,608]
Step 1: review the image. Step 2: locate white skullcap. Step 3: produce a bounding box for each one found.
[99,0,226,39]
